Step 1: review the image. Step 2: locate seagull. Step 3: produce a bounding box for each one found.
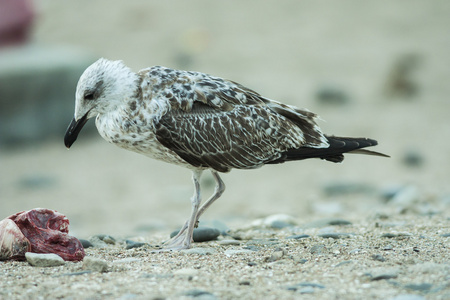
[64,58,388,250]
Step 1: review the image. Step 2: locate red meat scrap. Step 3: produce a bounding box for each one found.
[1,208,85,261]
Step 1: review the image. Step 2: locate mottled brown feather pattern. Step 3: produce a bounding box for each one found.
[140,66,328,172]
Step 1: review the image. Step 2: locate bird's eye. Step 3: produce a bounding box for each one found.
[84,92,95,100]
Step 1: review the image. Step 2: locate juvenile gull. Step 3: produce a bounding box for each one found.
[64,58,388,250]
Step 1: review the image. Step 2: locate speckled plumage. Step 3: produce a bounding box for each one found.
[64,58,387,250]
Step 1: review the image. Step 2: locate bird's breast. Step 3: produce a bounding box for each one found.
[95,112,194,168]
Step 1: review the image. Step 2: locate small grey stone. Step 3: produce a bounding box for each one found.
[94,234,116,244]
[25,252,65,267]
[173,268,199,277]
[389,294,425,300]
[381,232,412,238]
[117,293,139,300]
[17,174,56,190]
[245,239,279,246]
[242,246,260,251]
[170,227,220,243]
[183,289,215,298]
[372,254,386,262]
[310,245,326,255]
[299,287,315,294]
[315,84,350,105]
[303,218,352,228]
[286,234,310,240]
[113,258,140,264]
[440,233,450,237]
[318,233,350,239]
[79,239,93,249]
[82,257,108,273]
[404,283,432,292]
[261,214,297,227]
[383,244,394,250]
[265,248,285,262]
[239,281,251,286]
[224,249,253,256]
[88,235,116,248]
[217,239,241,246]
[334,260,353,267]
[198,220,229,234]
[125,240,147,250]
[180,247,217,255]
[403,150,424,167]
[369,269,399,281]
[270,220,293,229]
[322,182,373,196]
[348,248,362,254]
[286,282,326,291]
[59,271,92,276]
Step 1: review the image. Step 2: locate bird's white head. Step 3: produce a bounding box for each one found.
[74,58,138,121]
[64,58,139,148]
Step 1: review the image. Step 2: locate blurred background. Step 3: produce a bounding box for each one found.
[0,0,449,238]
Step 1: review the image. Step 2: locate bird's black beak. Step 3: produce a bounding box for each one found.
[64,114,89,149]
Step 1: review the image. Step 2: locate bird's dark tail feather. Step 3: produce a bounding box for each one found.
[268,136,389,164]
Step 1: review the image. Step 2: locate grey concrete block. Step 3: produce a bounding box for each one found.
[0,44,97,147]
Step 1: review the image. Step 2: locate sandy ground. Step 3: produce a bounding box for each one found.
[1,1,449,299]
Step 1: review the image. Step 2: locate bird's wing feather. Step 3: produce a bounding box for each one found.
[144,67,328,171]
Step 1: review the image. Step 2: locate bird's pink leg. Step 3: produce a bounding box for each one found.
[160,170,202,250]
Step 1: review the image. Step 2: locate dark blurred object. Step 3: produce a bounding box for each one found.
[402,149,424,168]
[384,54,422,99]
[0,46,97,147]
[0,0,34,47]
[315,84,350,106]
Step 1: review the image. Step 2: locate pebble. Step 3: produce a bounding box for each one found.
[180,247,217,255]
[383,244,394,250]
[170,227,220,243]
[17,174,56,190]
[315,84,350,105]
[310,245,326,255]
[182,289,215,299]
[224,249,254,256]
[82,257,108,273]
[303,218,352,228]
[366,268,399,281]
[251,214,297,228]
[322,182,373,196]
[402,150,424,167]
[88,234,116,248]
[381,232,412,238]
[404,283,432,292]
[217,239,241,246]
[125,240,147,250]
[79,239,93,248]
[270,220,293,229]
[113,257,140,264]
[286,282,326,292]
[25,252,65,267]
[386,185,419,205]
[173,268,199,277]
[286,234,310,240]
[334,260,353,267]
[371,254,386,262]
[390,295,425,300]
[94,234,116,244]
[318,233,351,239]
[245,239,280,246]
[265,248,285,262]
[197,220,229,235]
